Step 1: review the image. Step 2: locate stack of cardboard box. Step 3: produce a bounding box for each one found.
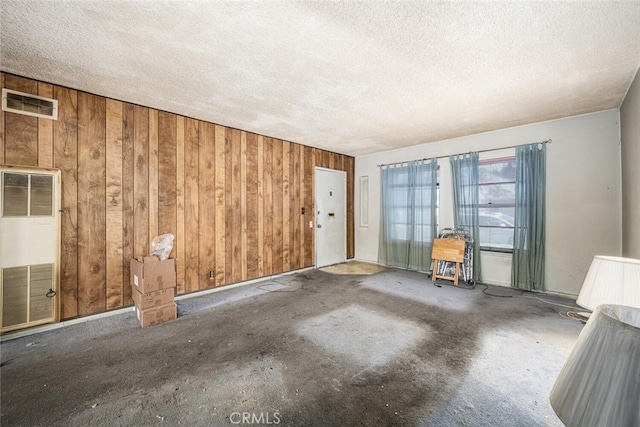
[130,256,177,327]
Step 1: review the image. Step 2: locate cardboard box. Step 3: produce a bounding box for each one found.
[135,302,177,328]
[130,256,176,293]
[132,287,175,310]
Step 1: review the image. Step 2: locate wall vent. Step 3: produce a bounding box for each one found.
[2,88,58,120]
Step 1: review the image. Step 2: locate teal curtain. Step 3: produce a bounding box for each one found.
[378,159,438,272]
[450,153,482,283]
[512,143,546,290]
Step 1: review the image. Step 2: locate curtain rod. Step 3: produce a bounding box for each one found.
[377,139,552,167]
[378,158,429,168]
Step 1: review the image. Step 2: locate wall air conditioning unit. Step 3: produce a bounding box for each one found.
[2,88,58,120]
[0,166,61,333]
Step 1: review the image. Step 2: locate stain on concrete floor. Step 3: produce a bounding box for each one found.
[0,269,582,426]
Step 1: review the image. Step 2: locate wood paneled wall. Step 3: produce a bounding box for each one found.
[0,73,355,320]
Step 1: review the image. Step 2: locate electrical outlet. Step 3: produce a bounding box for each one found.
[209,270,215,280]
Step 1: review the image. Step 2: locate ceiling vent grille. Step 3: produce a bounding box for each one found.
[2,88,58,120]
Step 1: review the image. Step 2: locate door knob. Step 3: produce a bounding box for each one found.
[317,224,322,228]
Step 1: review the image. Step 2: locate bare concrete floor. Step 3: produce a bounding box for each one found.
[0,268,583,426]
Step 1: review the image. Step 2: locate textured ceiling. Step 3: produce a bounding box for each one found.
[1,1,639,156]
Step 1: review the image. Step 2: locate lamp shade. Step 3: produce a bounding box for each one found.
[576,256,640,311]
[550,304,640,427]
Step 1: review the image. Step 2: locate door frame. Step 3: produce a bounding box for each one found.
[314,167,347,268]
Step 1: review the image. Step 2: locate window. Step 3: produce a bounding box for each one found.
[478,156,515,251]
[385,168,439,243]
[379,159,439,271]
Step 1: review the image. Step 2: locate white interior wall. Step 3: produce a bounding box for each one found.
[355,110,622,296]
[620,67,640,259]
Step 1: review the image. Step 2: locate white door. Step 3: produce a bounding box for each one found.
[0,167,60,333]
[315,168,346,268]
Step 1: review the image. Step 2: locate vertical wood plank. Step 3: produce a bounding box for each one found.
[347,156,355,259]
[304,146,315,266]
[299,145,305,269]
[272,139,283,274]
[230,128,242,283]
[337,153,345,172]
[77,92,106,315]
[282,140,291,272]
[199,122,215,288]
[53,86,78,319]
[37,82,54,168]
[246,133,259,279]
[148,109,159,247]
[0,72,5,164]
[121,103,135,306]
[133,106,149,259]
[184,118,200,293]
[257,135,264,277]
[263,137,273,275]
[333,153,341,171]
[214,125,226,285]
[176,116,186,294]
[224,129,234,283]
[292,143,301,269]
[158,112,177,256]
[105,99,123,309]
[240,131,248,281]
[4,75,38,166]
